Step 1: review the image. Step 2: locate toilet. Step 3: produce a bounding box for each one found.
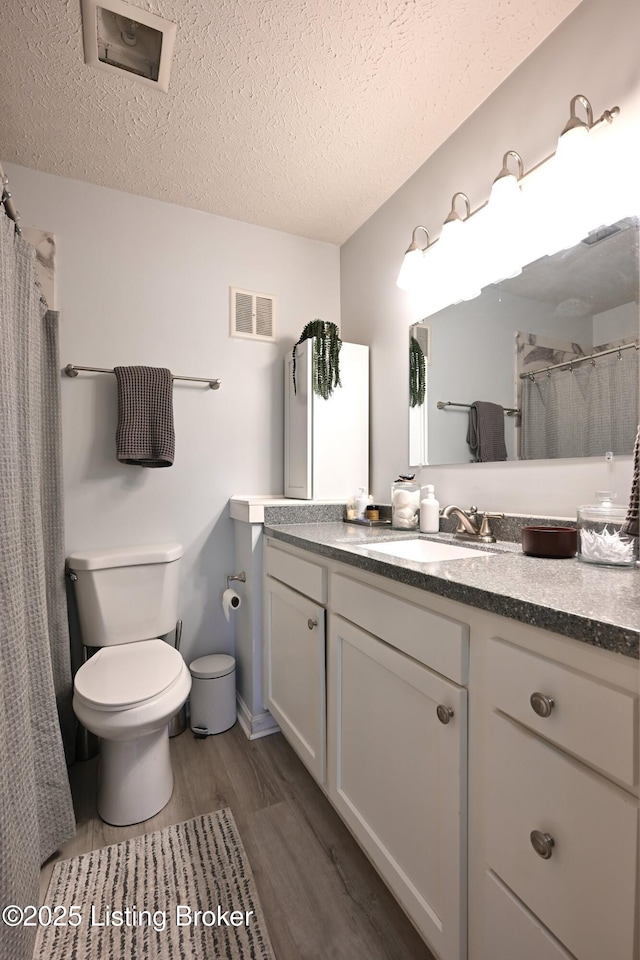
[68,543,191,826]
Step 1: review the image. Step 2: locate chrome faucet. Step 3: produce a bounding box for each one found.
[440,505,504,543]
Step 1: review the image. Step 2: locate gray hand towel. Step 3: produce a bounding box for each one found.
[114,366,175,467]
[466,401,507,462]
[621,424,639,537]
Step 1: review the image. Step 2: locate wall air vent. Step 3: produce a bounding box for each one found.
[81,0,177,91]
[230,288,277,342]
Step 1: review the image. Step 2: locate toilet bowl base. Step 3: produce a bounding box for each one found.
[97,727,173,826]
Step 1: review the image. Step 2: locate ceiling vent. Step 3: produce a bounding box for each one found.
[81,0,177,91]
[230,288,277,342]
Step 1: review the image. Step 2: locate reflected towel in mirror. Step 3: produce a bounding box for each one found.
[466,401,507,462]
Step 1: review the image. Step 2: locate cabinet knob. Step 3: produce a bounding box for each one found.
[307,618,317,630]
[530,692,555,718]
[436,705,454,724]
[530,830,555,859]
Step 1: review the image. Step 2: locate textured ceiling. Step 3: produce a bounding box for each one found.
[0,0,582,244]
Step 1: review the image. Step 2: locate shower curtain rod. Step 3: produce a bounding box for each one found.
[0,161,23,235]
[64,364,221,390]
[520,340,639,380]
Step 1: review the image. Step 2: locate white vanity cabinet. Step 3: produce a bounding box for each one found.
[328,573,469,960]
[472,632,640,960]
[262,534,640,960]
[263,541,327,783]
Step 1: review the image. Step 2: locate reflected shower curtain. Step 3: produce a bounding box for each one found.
[521,350,639,459]
[0,215,75,960]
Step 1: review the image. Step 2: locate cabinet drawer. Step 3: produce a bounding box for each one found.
[332,573,468,684]
[265,541,327,604]
[484,870,576,960]
[486,713,638,960]
[487,637,638,786]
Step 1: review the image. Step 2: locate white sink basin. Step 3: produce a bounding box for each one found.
[369,539,486,563]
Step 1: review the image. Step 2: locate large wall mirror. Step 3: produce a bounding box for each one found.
[409,216,639,466]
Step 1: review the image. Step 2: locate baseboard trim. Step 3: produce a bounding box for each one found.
[236,694,280,740]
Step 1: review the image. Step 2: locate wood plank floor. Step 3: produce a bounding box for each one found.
[40,724,435,959]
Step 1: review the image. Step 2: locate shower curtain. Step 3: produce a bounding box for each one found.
[521,349,639,460]
[0,214,76,960]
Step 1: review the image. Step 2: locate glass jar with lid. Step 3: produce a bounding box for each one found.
[391,476,420,530]
[576,491,638,567]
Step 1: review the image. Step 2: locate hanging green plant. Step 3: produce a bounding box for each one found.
[292,320,342,399]
[409,334,426,408]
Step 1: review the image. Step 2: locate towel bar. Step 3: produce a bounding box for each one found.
[437,400,519,416]
[64,363,221,389]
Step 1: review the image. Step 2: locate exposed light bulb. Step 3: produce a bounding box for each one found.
[115,15,139,46]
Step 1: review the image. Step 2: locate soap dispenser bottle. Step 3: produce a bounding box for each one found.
[420,485,440,534]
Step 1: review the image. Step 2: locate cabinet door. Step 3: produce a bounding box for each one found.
[328,615,467,960]
[264,576,326,782]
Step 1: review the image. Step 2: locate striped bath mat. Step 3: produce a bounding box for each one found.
[35,808,274,959]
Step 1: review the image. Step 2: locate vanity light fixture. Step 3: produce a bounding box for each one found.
[398,94,621,316]
[397,226,431,290]
[482,151,526,285]
[436,193,481,304]
[544,95,619,255]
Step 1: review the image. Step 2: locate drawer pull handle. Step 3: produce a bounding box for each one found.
[436,705,454,725]
[307,618,317,630]
[530,692,555,718]
[530,830,555,859]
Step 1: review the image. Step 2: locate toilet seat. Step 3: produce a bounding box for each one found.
[74,638,184,711]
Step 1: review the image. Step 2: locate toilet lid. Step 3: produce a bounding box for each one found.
[74,639,184,709]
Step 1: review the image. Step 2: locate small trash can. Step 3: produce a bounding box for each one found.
[168,703,187,738]
[189,654,236,736]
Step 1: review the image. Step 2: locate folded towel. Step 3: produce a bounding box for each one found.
[466,401,507,462]
[621,424,639,537]
[114,366,175,467]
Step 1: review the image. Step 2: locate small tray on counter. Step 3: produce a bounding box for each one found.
[343,517,392,527]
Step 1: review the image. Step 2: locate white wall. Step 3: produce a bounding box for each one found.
[593,301,638,345]
[341,0,640,517]
[5,163,340,662]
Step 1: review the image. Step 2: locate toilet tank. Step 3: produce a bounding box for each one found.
[67,543,183,647]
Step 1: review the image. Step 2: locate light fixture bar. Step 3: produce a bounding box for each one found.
[399,96,620,272]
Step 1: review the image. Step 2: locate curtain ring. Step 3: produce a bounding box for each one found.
[569,360,574,372]
[617,347,622,359]
[591,357,596,366]
[528,372,535,382]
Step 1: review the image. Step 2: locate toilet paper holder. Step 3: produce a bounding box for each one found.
[226,571,246,589]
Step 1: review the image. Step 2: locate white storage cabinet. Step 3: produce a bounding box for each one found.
[284,339,369,500]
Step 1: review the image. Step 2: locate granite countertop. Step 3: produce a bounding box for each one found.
[264,522,640,660]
